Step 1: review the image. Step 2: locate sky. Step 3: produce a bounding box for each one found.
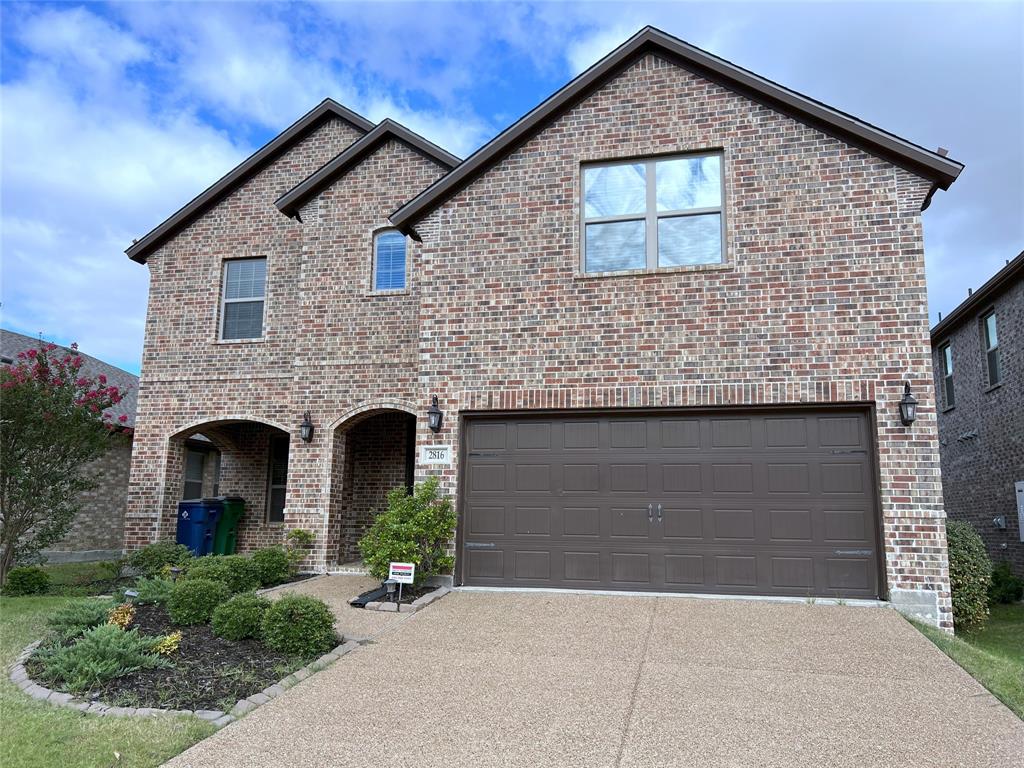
[1,1,1021,375]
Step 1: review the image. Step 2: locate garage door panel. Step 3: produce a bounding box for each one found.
[461,409,881,598]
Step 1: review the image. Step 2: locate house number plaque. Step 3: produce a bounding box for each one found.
[419,445,452,465]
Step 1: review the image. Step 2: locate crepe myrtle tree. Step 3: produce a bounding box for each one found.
[0,341,131,585]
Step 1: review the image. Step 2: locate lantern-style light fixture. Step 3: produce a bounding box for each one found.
[426,395,443,433]
[898,382,918,426]
[299,411,315,443]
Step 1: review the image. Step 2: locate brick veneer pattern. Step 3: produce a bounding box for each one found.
[126,54,952,627]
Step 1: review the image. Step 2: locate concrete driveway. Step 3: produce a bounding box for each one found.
[166,586,1024,767]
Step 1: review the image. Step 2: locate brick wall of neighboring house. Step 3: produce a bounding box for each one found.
[410,54,950,626]
[932,275,1023,574]
[127,53,953,626]
[45,436,132,560]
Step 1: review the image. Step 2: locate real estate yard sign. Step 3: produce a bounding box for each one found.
[389,562,415,584]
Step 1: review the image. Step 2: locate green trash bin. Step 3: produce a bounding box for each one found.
[212,496,245,555]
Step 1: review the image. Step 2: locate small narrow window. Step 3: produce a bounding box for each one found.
[939,343,955,409]
[582,153,724,274]
[221,258,266,339]
[373,230,407,291]
[267,435,289,523]
[982,311,1001,386]
[182,450,206,499]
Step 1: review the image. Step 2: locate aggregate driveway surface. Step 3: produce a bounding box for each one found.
[165,589,1024,767]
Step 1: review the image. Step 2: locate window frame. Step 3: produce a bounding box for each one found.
[182,449,206,500]
[220,257,267,341]
[579,151,726,275]
[938,342,955,409]
[371,229,409,293]
[266,434,289,525]
[981,310,1001,387]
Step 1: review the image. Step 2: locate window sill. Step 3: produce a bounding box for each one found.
[941,404,956,413]
[983,382,1003,394]
[574,262,733,281]
[213,337,267,345]
[365,288,411,297]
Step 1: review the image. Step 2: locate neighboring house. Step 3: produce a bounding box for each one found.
[0,329,138,562]
[124,27,964,628]
[931,252,1023,575]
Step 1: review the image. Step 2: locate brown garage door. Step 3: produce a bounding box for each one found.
[459,409,883,598]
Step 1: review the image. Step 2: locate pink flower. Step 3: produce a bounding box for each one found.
[98,374,107,384]
[118,414,128,423]
[26,349,37,359]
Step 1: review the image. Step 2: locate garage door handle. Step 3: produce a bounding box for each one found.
[657,504,663,523]
[648,504,653,522]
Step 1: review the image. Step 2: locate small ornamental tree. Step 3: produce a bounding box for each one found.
[0,341,130,585]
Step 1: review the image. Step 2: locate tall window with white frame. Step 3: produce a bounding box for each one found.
[221,258,267,340]
[373,230,407,291]
[939,342,955,409]
[981,311,1001,386]
[581,152,724,274]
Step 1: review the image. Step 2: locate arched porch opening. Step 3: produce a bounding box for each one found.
[162,418,292,552]
[327,408,416,567]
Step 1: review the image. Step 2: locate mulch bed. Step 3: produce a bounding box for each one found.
[382,584,433,605]
[27,604,307,711]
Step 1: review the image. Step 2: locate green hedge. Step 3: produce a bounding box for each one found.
[185,555,261,593]
[251,547,290,587]
[212,593,271,641]
[167,578,230,625]
[261,595,336,657]
[1,566,51,596]
[125,542,192,577]
[946,520,992,632]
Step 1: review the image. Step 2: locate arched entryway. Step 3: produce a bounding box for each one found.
[326,407,416,566]
[163,418,292,552]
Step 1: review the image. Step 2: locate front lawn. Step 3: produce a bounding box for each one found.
[0,596,214,768]
[913,603,1024,719]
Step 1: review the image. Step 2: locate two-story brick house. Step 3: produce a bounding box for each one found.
[125,28,963,627]
[931,252,1023,575]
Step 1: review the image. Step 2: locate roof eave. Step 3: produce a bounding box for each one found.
[126,100,374,263]
[390,26,963,231]
[275,119,459,218]
[930,252,1024,341]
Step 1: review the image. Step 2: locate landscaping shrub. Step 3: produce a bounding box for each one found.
[261,595,336,657]
[132,576,175,605]
[185,555,261,593]
[285,529,315,575]
[359,477,456,585]
[251,547,290,587]
[47,599,116,642]
[946,520,993,632]
[167,578,230,625]
[989,561,1024,605]
[212,593,271,641]
[126,541,192,577]
[34,624,169,693]
[106,602,135,629]
[1,565,51,596]
[150,631,182,657]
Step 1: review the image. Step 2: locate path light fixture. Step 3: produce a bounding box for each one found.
[299,411,315,443]
[427,395,444,433]
[898,382,918,427]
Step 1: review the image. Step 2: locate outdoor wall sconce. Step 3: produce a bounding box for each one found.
[898,382,918,426]
[299,411,315,443]
[426,395,444,433]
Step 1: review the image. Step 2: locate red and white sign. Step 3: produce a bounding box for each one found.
[388,562,415,584]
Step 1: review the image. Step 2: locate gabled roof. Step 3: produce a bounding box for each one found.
[931,251,1023,342]
[275,119,460,218]
[390,26,964,234]
[127,99,374,263]
[0,328,139,428]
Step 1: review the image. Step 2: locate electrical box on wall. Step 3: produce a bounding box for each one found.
[1016,481,1024,543]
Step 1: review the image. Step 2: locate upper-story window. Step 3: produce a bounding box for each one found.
[939,342,955,409]
[981,311,1000,386]
[221,258,266,340]
[581,152,723,274]
[373,230,407,291]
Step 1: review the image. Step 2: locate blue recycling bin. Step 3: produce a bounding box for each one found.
[176,498,224,556]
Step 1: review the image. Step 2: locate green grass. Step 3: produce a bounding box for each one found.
[913,603,1024,719]
[0,596,215,768]
[42,561,117,586]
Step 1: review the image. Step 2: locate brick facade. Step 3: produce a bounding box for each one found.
[44,436,132,560]
[932,264,1023,574]
[127,49,954,626]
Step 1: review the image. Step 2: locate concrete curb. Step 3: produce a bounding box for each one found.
[254,573,328,597]
[9,635,361,729]
[363,585,449,613]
